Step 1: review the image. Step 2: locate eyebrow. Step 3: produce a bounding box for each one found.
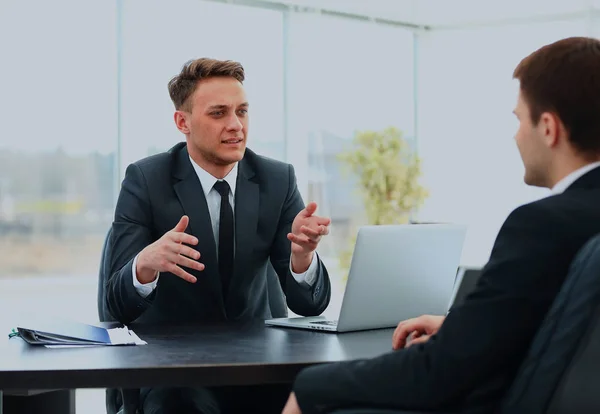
[207,102,249,111]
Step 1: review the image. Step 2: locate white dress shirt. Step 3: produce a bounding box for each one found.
[132,156,318,298]
[550,161,600,195]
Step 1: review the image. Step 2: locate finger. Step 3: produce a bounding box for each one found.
[301,224,329,237]
[394,330,423,350]
[393,330,412,350]
[287,233,318,247]
[300,202,318,218]
[407,334,431,347]
[314,216,331,226]
[167,263,197,283]
[170,232,198,246]
[393,320,414,348]
[173,244,201,261]
[290,232,317,245]
[300,225,322,241]
[173,253,205,272]
[392,318,422,349]
[392,325,403,350]
[173,215,189,233]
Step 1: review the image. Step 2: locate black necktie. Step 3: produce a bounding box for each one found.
[213,180,234,298]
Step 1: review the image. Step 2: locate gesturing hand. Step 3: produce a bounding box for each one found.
[136,215,204,284]
[392,314,445,350]
[287,202,331,274]
[288,202,331,256]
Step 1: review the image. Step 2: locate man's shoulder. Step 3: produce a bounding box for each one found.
[504,189,600,230]
[507,196,556,222]
[243,148,292,177]
[131,142,184,172]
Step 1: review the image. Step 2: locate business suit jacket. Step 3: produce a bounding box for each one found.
[106,142,331,324]
[293,166,600,414]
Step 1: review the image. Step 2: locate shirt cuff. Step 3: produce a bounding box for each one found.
[290,252,319,287]
[132,254,159,298]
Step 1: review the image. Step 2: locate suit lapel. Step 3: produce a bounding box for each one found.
[229,157,259,298]
[172,145,224,312]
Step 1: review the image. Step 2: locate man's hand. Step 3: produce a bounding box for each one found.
[282,392,302,414]
[287,202,331,273]
[136,215,204,284]
[392,314,445,350]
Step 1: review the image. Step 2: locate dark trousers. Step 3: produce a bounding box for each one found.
[140,383,291,414]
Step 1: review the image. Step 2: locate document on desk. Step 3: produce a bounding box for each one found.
[12,320,147,348]
[44,327,147,348]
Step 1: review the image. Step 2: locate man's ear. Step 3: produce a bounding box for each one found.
[174,110,190,134]
[539,112,561,148]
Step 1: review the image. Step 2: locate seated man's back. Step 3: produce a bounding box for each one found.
[444,177,600,410]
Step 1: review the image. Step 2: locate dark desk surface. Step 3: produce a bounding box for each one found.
[0,321,394,391]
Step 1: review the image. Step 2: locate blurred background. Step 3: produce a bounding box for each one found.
[1,0,599,411]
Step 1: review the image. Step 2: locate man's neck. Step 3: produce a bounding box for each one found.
[548,156,600,189]
[189,151,235,179]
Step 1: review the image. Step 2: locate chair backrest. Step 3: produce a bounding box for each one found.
[96,227,126,414]
[97,227,116,322]
[499,233,600,414]
[449,267,482,308]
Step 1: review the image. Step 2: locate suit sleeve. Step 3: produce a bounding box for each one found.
[105,163,157,324]
[269,164,331,317]
[293,203,569,413]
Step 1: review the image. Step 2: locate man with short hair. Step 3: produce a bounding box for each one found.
[106,57,332,413]
[282,36,600,414]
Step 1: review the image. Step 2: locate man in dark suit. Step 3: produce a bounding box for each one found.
[106,58,331,413]
[282,36,600,414]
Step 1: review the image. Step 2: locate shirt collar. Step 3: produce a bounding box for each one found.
[551,161,600,194]
[189,155,238,198]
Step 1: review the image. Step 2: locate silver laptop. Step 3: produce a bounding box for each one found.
[265,223,467,332]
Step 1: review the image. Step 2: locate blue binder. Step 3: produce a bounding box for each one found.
[16,320,113,345]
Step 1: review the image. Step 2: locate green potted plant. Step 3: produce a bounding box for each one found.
[337,126,428,280]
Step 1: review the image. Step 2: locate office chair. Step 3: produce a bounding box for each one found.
[449,267,482,307]
[97,227,140,414]
[97,227,289,414]
[329,232,600,414]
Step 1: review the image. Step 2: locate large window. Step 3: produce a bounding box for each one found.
[0,0,117,286]
[285,12,415,264]
[594,10,600,37]
[119,0,285,173]
[414,20,590,266]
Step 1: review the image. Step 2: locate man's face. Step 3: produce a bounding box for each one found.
[513,90,552,188]
[177,77,248,168]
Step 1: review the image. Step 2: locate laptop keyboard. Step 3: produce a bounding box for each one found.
[310,320,338,326]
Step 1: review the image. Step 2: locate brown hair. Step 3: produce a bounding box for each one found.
[168,58,245,111]
[513,36,600,155]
